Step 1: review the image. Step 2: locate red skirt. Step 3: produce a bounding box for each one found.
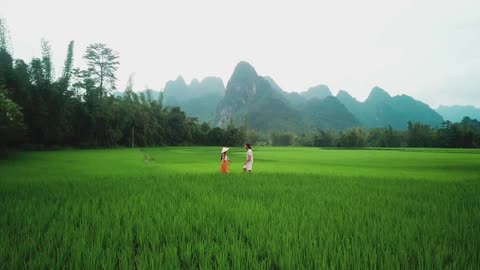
[220,160,229,174]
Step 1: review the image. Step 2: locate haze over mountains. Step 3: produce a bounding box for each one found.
[435,105,480,123]
[144,61,477,131]
[163,76,225,123]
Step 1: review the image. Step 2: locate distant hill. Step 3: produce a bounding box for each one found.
[263,77,358,129]
[436,105,480,122]
[163,76,189,106]
[301,96,360,130]
[264,76,306,106]
[301,85,332,100]
[336,86,443,129]
[264,78,335,106]
[215,62,362,131]
[215,62,305,131]
[163,76,225,123]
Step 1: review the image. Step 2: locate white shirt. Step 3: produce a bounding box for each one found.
[246,149,253,163]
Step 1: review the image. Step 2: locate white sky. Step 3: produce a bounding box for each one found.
[1,0,479,107]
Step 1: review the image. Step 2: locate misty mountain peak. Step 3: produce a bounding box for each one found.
[264,76,284,93]
[302,84,332,100]
[436,105,480,122]
[217,62,295,128]
[200,76,224,86]
[175,75,186,83]
[224,61,262,100]
[336,90,353,99]
[189,78,200,87]
[367,86,391,102]
[165,75,188,89]
[230,61,258,82]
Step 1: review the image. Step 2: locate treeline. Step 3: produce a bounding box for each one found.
[0,21,247,151]
[266,119,480,148]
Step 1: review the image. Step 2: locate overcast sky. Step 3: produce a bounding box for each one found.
[1,0,479,107]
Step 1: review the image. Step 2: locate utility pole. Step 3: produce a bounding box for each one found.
[132,126,135,148]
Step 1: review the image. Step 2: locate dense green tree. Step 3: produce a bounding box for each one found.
[12,60,30,106]
[41,38,54,83]
[83,43,119,94]
[337,128,367,147]
[367,126,401,147]
[222,120,246,146]
[0,48,15,96]
[0,17,11,54]
[205,127,224,146]
[59,41,74,91]
[295,133,315,146]
[190,122,210,145]
[313,129,335,147]
[0,89,24,150]
[246,130,260,145]
[437,121,458,148]
[407,121,436,147]
[271,132,295,146]
[455,117,480,148]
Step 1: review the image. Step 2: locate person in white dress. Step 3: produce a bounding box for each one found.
[243,144,253,173]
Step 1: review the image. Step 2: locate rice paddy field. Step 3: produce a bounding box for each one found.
[0,147,479,269]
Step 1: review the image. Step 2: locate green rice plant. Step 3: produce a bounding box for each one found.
[0,147,479,268]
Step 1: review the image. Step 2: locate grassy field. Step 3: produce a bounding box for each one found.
[0,147,479,268]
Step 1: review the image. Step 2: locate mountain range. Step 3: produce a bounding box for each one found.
[163,76,225,123]
[121,61,478,131]
[214,62,443,131]
[335,87,444,130]
[435,105,480,123]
